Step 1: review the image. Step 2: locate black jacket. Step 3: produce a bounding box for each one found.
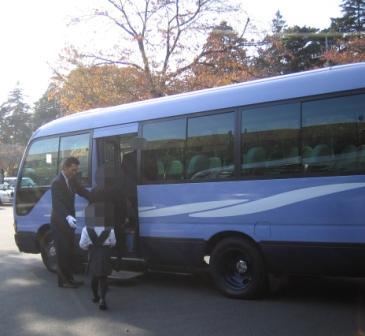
[51,173,91,230]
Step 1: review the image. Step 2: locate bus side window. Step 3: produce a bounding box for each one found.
[241,103,301,177]
[141,118,186,183]
[59,133,91,185]
[16,137,59,215]
[186,112,235,181]
[21,137,59,187]
[302,94,365,174]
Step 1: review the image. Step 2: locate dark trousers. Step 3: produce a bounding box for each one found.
[91,276,108,302]
[53,227,75,284]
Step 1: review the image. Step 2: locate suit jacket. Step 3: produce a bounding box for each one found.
[51,172,91,231]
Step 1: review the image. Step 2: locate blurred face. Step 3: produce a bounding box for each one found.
[63,164,79,179]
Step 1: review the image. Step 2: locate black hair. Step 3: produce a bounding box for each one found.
[62,156,80,168]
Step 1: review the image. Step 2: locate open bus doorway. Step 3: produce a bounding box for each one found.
[95,134,139,261]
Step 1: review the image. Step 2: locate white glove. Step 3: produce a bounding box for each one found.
[66,215,77,229]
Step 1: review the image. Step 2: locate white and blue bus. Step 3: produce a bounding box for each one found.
[14,63,365,298]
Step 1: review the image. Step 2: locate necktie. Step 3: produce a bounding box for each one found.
[65,177,72,192]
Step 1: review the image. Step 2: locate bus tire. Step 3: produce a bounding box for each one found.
[210,237,267,299]
[40,230,57,273]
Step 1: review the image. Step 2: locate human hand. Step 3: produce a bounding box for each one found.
[66,215,77,229]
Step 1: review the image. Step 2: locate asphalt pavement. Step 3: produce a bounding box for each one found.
[1,205,365,336]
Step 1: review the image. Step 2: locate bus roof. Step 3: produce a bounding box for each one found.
[33,62,365,140]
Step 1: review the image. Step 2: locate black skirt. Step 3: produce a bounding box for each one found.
[88,246,113,277]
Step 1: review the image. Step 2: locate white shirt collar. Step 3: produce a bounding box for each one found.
[61,170,70,189]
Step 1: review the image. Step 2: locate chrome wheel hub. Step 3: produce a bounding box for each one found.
[236,259,248,274]
[49,245,56,257]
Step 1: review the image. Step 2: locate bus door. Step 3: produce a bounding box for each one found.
[95,132,139,258]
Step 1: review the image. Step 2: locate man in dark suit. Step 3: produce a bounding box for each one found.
[51,156,92,288]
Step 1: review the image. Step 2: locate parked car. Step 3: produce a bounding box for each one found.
[4,176,36,189]
[0,183,14,205]
[3,177,17,189]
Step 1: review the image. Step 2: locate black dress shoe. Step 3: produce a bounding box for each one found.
[99,301,108,310]
[92,296,100,303]
[69,279,84,286]
[58,282,78,288]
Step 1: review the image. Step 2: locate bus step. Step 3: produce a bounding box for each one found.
[111,257,147,272]
[108,270,144,280]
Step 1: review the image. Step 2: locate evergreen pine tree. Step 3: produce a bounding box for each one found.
[187,21,252,89]
[0,86,32,145]
[32,85,64,130]
[331,0,365,33]
[272,10,287,34]
[254,11,288,76]
[281,26,326,73]
[254,13,325,76]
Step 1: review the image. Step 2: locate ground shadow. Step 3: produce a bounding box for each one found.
[1,248,364,336]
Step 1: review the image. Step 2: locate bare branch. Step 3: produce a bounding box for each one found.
[106,0,138,36]
[60,0,244,97]
[81,53,144,71]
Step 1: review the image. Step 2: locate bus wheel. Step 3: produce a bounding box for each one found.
[210,237,267,299]
[40,231,57,273]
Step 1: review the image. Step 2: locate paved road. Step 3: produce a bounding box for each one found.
[1,205,365,336]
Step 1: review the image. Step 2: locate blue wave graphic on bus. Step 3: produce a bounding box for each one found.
[139,199,246,218]
[139,183,365,218]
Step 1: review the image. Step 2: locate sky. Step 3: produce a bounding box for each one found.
[0,0,342,106]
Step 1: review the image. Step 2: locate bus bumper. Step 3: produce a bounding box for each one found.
[14,232,40,254]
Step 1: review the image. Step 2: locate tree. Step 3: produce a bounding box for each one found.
[64,0,246,98]
[254,11,288,77]
[280,26,326,73]
[0,87,32,146]
[0,87,31,175]
[32,84,65,130]
[51,64,149,114]
[254,20,326,77]
[331,0,365,33]
[271,10,286,34]
[323,36,365,64]
[324,0,365,65]
[0,143,24,176]
[185,21,254,90]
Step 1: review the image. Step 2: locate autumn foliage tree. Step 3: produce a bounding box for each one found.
[324,36,365,64]
[48,1,365,118]
[64,0,246,99]
[51,64,149,114]
[324,0,365,65]
[0,143,24,176]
